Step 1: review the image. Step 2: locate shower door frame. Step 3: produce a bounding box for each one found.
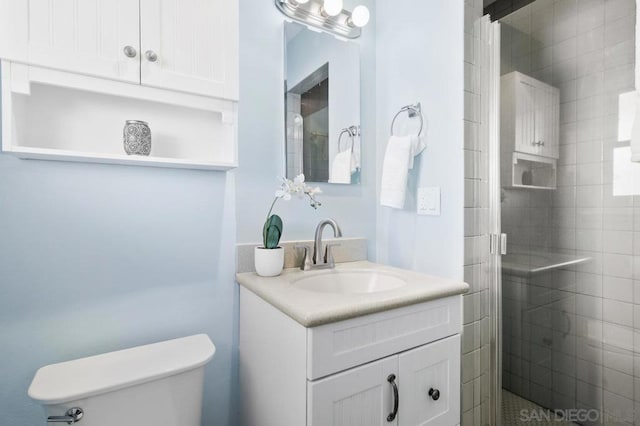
[486,17,503,426]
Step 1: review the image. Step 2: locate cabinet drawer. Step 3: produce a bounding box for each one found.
[307,295,462,380]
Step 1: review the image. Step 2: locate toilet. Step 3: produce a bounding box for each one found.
[28,334,215,425]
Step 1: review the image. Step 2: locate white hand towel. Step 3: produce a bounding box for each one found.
[408,135,426,169]
[380,135,413,209]
[330,150,352,184]
[632,91,640,162]
[350,151,359,173]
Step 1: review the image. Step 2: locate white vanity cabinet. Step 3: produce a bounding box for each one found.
[0,0,238,100]
[501,71,559,159]
[239,287,463,426]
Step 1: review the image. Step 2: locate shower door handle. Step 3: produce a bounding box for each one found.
[500,233,507,255]
[490,233,507,255]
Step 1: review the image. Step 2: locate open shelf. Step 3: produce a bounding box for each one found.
[8,146,236,170]
[1,61,237,170]
[502,152,556,190]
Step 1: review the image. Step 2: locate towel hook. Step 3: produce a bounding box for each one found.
[390,102,424,136]
[338,125,359,152]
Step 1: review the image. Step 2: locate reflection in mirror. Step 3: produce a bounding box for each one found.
[284,22,361,185]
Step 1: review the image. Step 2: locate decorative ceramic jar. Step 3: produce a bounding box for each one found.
[123,120,152,156]
[254,246,284,277]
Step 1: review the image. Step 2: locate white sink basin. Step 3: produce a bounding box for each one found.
[292,270,407,294]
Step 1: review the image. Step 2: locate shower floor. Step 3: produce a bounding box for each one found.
[502,390,578,425]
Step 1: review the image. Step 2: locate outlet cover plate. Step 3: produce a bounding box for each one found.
[417,187,441,216]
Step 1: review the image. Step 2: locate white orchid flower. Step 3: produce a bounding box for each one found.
[263,174,323,249]
[274,189,292,201]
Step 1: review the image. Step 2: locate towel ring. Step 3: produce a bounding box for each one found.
[390,103,424,136]
[338,125,359,152]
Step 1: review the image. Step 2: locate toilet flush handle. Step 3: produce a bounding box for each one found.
[47,407,84,424]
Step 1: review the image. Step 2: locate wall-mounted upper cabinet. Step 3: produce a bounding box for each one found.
[0,0,238,101]
[501,71,559,159]
[0,0,239,170]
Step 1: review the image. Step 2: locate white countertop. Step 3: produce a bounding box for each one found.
[236,261,469,327]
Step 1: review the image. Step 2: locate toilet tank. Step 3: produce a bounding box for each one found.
[28,334,215,426]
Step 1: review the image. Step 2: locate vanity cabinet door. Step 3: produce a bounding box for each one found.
[398,335,460,426]
[307,355,399,426]
[0,0,140,83]
[140,0,238,100]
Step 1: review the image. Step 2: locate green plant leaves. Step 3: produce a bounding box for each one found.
[262,214,283,249]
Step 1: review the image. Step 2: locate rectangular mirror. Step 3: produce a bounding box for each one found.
[284,22,361,185]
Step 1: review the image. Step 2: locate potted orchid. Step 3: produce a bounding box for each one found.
[255,174,322,277]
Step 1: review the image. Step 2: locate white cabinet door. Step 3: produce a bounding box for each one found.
[538,87,559,159]
[515,79,537,155]
[140,0,238,100]
[398,335,460,426]
[308,355,399,426]
[0,0,140,83]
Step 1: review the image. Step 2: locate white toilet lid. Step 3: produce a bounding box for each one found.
[28,334,215,405]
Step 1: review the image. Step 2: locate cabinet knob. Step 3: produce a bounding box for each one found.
[123,45,137,58]
[145,50,158,63]
[428,388,440,401]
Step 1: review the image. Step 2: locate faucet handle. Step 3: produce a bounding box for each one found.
[295,244,313,271]
[324,243,342,266]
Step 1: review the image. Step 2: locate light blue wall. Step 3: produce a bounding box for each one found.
[0,155,238,424]
[237,0,377,251]
[375,0,465,280]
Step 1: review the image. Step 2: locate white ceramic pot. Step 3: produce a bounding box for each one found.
[254,246,284,277]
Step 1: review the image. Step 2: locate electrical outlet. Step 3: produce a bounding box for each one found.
[417,187,441,216]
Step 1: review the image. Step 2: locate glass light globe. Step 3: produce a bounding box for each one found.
[351,5,370,27]
[323,0,343,16]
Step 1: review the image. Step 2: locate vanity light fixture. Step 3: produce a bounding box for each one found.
[321,0,343,17]
[275,0,369,39]
[348,5,370,28]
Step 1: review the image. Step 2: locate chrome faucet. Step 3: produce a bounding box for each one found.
[297,219,343,270]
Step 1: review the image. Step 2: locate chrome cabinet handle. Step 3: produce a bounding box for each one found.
[48,407,84,424]
[387,374,399,422]
[145,50,158,62]
[428,387,440,401]
[123,45,137,58]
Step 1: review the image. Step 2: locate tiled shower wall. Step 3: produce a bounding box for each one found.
[463,0,492,424]
[500,0,640,423]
